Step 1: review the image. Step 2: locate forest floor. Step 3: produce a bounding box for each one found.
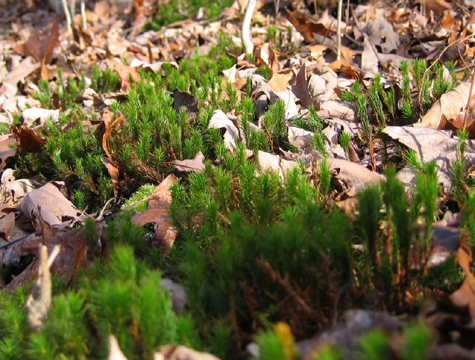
[1,0,475,359]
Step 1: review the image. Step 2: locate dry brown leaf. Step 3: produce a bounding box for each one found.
[418,0,452,16]
[419,82,475,134]
[329,59,360,78]
[102,115,125,163]
[0,57,41,98]
[208,110,239,151]
[291,63,312,108]
[132,174,178,249]
[171,152,205,172]
[286,9,330,43]
[268,69,294,92]
[0,212,15,240]
[24,19,59,66]
[101,157,120,198]
[450,238,475,319]
[172,89,199,116]
[110,62,142,90]
[383,126,475,192]
[326,157,385,196]
[0,135,17,169]
[7,224,100,290]
[12,124,46,155]
[20,182,81,226]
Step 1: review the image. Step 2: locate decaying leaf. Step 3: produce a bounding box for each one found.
[154,345,221,360]
[286,9,330,43]
[450,238,475,319]
[20,182,81,226]
[171,152,206,172]
[419,82,475,133]
[7,224,101,290]
[0,57,41,98]
[132,174,178,249]
[108,335,129,360]
[12,124,47,154]
[208,110,239,151]
[172,89,199,116]
[383,126,475,192]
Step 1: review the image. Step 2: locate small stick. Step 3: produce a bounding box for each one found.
[336,0,343,60]
[462,69,475,132]
[242,0,256,55]
[60,0,73,35]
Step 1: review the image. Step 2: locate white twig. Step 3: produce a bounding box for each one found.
[81,0,87,30]
[337,0,343,60]
[242,0,256,55]
[26,245,61,331]
[61,0,73,35]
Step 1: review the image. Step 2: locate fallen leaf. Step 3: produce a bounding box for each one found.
[109,62,142,90]
[363,19,400,54]
[154,345,220,360]
[101,157,120,198]
[172,89,199,116]
[132,174,178,249]
[12,124,47,154]
[171,152,205,172]
[0,57,41,98]
[450,237,475,319]
[108,335,129,360]
[383,126,475,192]
[22,107,60,127]
[24,19,59,65]
[419,82,475,134]
[208,110,239,151]
[7,224,101,290]
[20,182,81,226]
[0,135,17,168]
[0,212,15,240]
[327,157,385,196]
[291,63,313,108]
[286,9,330,43]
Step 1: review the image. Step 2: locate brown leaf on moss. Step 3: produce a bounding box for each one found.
[171,152,205,172]
[450,236,475,319]
[7,225,101,290]
[132,174,178,249]
[24,19,59,65]
[12,124,46,155]
[109,62,142,91]
[286,9,330,43]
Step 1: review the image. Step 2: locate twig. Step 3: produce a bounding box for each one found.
[242,0,256,55]
[336,0,343,60]
[463,69,475,132]
[60,0,73,35]
[26,245,60,331]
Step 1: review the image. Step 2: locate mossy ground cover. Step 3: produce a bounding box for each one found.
[1,1,475,360]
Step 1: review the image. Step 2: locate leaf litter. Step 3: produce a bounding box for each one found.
[3,0,475,357]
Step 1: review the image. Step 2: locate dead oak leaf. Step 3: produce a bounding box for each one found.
[20,182,81,226]
[171,152,205,172]
[12,124,46,154]
[450,237,475,319]
[132,174,178,249]
[286,9,330,43]
[419,81,475,134]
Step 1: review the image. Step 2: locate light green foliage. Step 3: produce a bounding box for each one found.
[357,329,390,360]
[254,328,288,360]
[402,323,432,360]
[339,132,351,159]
